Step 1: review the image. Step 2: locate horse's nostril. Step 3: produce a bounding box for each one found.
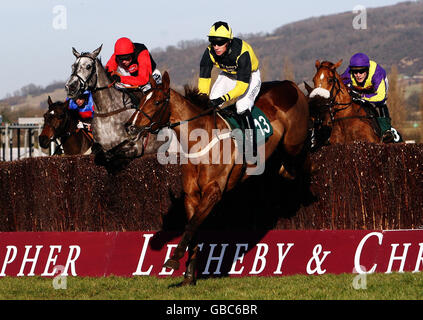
[66,81,78,95]
[38,135,49,148]
[125,123,135,135]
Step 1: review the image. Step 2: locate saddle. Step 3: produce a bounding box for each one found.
[115,86,144,109]
[351,98,402,143]
[217,104,273,145]
[351,98,384,137]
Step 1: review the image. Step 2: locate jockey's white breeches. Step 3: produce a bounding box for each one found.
[210,69,261,114]
[115,68,162,92]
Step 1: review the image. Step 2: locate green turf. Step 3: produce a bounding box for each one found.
[0,272,422,300]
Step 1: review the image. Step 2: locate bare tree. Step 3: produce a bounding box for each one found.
[259,57,271,82]
[282,56,295,82]
[387,65,406,132]
[419,80,423,142]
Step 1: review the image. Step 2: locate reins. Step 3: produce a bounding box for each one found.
[167,106,216,129]
[315,65,373,125]
[131,86,218,136]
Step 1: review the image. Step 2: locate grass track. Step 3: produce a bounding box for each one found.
[0,272,422,300]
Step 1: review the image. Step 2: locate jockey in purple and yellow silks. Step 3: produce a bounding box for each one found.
[341,53,388,103]
[66,90,95,131]
[341,53,398,142]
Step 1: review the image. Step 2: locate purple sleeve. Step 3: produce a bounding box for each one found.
[370,64,386,91]
[340,68,351,86]
[363,64,386,101]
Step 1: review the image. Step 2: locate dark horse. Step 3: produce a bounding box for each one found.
[125,71,311,285]
[39,96,93,155]
[306,60,382,148]
[65,45,167,172]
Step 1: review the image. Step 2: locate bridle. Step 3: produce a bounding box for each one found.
[129,85,224,139]
[70,55,97,94]
[43,104,73,154]
[129,87,171,137]
[313,66,370,125]
[47,104,70,134]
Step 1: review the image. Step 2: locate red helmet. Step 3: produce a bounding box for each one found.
[114,37,134,56]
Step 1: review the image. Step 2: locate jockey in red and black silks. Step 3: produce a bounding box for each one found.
[105,37,162,92]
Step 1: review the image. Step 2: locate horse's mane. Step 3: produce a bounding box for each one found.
[183,85,210,110]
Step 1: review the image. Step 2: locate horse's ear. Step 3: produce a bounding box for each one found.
[333,59,343,70]
[304,81,313,95]
[72,47,81,58]
[47,96,53,106]
[162,71,170,90]
[315,60,321,70]
[148,73,157,89]
[91,44,103,59]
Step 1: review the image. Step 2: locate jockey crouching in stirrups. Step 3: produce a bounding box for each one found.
[105,37,162,108]
[341,52,401,142]
[198,21,261,157]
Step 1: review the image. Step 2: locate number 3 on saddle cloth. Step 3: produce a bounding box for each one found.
[217,104,273,155]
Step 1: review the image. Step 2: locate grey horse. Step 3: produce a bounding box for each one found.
[65,45,168,172]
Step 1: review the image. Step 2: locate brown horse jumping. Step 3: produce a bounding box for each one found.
[125,71,310,286]
[307,60,380,146]
[39,96,93,155]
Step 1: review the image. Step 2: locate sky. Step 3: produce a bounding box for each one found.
[0,0,404,99]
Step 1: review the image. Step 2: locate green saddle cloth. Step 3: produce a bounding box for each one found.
[219,105,273,144]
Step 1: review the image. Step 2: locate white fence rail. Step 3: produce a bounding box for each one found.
[0,123,55,161]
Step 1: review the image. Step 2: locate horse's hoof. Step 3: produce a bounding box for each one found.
[181,276,197,286]
[163,259,180,271]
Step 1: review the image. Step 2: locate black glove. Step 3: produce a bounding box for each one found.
[209,97,224,108]
[111,74,121,83]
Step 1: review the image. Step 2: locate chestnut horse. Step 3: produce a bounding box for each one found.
[125,71,310,286]
[308,60,380,147]
[39,96,93,155]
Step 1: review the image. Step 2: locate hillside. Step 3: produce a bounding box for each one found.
[1,1,422,124]
[152,1,423,86]
[0,88,65,123]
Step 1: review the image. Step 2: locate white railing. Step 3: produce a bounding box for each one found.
[0,123,55,161]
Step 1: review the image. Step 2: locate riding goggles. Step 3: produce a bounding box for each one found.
[116,54,132,62]
[209,37,229,47]
[350,68,368,74]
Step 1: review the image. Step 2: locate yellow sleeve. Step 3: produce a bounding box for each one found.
[366,78,386,103]
[224,80,249,101]
[198,77,211,95]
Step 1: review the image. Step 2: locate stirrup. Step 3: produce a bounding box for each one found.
[382,130,395,143]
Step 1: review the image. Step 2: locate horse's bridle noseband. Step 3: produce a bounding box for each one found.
[46,106,70,139]
[314,66,357,124]
[70,55,97,95]
[129,87,171,137]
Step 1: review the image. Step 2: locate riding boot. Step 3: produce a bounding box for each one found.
[240,109,257,158]
[376,116,394,142]
[373,103,394,142]
[126,90,141,109]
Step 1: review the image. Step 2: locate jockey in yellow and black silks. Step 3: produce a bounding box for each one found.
[198,21,261,137]
[341,52,400,142]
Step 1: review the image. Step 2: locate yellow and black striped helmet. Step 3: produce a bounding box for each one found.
[207,21,233,41]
